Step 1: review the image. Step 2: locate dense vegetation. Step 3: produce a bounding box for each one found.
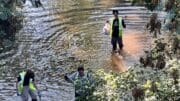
[76,35,179,101]
[133,0,179,34]
[0,0,23,53]
[76,0,180,100]
[0,0,42,53]
[0,0,179,100]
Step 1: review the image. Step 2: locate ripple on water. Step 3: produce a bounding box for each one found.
[0,0,155,100]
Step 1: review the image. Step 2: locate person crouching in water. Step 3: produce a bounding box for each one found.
[17,70,38,101]
[110,10,126,53]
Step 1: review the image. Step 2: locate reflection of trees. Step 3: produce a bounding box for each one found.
[70,0,93,23]
[53,0,96,51]
[57,0,125,34]
[57,0,93,33]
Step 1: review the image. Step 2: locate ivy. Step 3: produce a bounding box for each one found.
[0,0,23,53]
[132,0,179,34]
[0,5,12,20]
[77,59,179,101]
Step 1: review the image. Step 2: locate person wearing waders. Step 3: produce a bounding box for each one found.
[110,10,126,54]
[17,70,38,101]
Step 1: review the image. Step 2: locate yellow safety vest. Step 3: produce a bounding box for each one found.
[17,71,36,94]
[110,17,123,37]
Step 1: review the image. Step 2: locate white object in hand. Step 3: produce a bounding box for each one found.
[103,21,110,35]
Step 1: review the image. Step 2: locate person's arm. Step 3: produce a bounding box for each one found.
[67,72,78,83]
[122,19,126,28]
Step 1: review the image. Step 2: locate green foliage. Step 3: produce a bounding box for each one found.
[0,0,23,53]
[132,0,179,34]
[164,0,179,34]
[76,59,179,101]
[0,4,13,20]
[0,30,6,38]
[132,0,160,11]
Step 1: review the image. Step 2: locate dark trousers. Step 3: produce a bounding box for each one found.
[111,37,123,51]
[21,86,37,101]
[22,0,26,3]
[35,0,43,7]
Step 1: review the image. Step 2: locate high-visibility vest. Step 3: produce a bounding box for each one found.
[110,17,123,37]
[17,71,36,94]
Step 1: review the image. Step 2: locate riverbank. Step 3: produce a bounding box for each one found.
[0,0,179,100]
[82,31,179,101]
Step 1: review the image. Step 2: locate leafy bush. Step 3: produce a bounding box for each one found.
[0,6,12,20]
[77,58,179,101]
[132,0,160,11]
[0,0,23,53]
[132,0,179,34]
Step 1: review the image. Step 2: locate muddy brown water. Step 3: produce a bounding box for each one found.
[0,0,155,100]
[110,30,151,72]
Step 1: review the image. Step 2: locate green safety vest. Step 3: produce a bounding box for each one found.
[17,71,36,94]
[110,17,123,37]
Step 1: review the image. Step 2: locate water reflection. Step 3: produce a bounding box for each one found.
[0,0,151,100]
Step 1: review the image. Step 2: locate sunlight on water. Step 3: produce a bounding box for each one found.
[0,0,153,100]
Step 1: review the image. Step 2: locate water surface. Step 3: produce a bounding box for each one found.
[0,0,153,100]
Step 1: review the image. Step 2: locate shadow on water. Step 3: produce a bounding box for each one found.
[111,52,127,72]
[110,30,151,72]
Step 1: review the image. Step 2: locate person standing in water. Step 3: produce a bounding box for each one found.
[17,70,38,101]
[109,10,126,53]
